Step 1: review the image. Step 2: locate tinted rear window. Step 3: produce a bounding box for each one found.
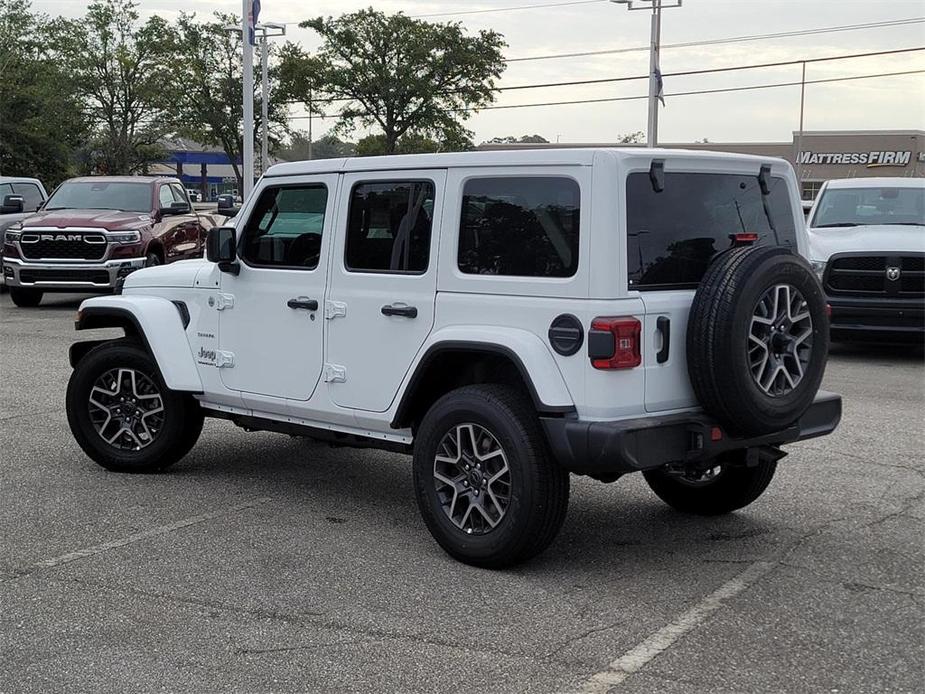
[458,176,580,277]
[627,172,796,289]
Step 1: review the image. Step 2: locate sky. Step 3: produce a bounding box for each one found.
[33,0,925,145]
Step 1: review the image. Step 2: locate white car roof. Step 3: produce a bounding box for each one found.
[0,176,43,185]
[822,177,924,190]
[266,147,789,178]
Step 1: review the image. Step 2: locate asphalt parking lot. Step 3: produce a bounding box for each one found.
[1,292,923,694]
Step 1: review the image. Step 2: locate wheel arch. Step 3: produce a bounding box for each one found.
[391,334,575,430]
[73,296,202,392]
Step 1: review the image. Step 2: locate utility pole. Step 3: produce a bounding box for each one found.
[257,23,287,176]
[241,0,256,199]
[796,60,807,192]
[611,0,682,148]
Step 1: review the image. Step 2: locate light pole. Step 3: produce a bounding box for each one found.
[257,22,287,177]
[611,0,682,148]
[241,0,256,199]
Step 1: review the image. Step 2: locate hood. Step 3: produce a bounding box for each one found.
[22,208,153,231]
[808,224,925,261]
[123,259,208,290]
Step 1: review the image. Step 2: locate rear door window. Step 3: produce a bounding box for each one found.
[627,172,796,289]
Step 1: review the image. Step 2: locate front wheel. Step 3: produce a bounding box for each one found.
[643,452,778,516]
[412,384,570,568]
[9,287,43,307]
[66,339,203,472]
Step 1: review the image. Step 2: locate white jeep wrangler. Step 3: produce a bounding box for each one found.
[65,149,841,567]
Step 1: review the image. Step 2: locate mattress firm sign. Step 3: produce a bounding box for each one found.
[797,150,912,167]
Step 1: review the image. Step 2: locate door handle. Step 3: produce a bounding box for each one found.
[656,316,670,364]
[287,297,318,311]
[381,304,418,318]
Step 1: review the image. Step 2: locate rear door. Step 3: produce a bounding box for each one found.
[325,170,446,412]
[627,165,799,413]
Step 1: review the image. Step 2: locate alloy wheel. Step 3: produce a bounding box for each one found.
[748,284,814,396]
[433,423,512,535]
[88,368,165,450]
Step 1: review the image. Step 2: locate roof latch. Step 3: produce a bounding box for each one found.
[649,159,665,193]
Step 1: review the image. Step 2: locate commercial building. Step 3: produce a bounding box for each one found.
[479,129,924,200]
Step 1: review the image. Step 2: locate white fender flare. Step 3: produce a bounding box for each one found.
[73,295,202,393]
[391,325,575,427]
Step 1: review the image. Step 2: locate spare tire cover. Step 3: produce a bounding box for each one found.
[686,245,829,436]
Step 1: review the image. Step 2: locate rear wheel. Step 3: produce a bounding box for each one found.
[9,287,43,307]
[66,339,203,472]
[643,452,778,516]
[412,384,570,568]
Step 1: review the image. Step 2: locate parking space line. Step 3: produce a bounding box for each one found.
[22,496,273,574]
[581,560,777,693]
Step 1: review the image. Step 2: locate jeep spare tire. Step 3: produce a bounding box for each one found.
[686,245,828,436]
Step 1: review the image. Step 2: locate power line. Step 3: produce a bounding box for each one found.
[506,17,925,62]
[285,68,924,120]
[498,46,925,92]
[410,0,605,19]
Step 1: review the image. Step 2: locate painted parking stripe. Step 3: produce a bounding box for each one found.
[581,560,777,692]
[26,496,273,573]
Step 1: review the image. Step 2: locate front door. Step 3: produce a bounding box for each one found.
[325,170,446,412]
[218,175,337,402]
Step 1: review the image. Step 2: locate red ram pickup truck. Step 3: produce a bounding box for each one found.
[2,176,226,307]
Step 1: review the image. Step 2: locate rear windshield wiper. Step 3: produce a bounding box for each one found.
[813,222,861,228]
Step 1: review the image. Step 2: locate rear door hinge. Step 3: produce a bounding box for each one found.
[214,293,234,311]
[325,300,347,320]
[216,351,235,368]
[323,363,346,383]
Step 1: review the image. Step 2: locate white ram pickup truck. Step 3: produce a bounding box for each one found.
[807,177,924,342]
[64,149,842,567]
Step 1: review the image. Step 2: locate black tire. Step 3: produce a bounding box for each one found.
[643,454,778,516]
[9,287,43,307]
[66,339,204,472]
[687,245,829,435]
[145,252,162,267]
[412,384,570,568]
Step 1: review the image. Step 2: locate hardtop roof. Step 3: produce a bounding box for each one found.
[265,147,789,178]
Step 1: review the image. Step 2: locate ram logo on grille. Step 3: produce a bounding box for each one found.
[39,234,86,242]
[886,266,901,281]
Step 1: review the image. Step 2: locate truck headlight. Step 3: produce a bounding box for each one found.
[108,231,141,244]
[810,260,827,281]
[3,229,21,244]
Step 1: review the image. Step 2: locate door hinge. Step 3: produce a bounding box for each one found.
[213,293,234,311]
[216,351,235,368]
[323,363,346,383]
[324,300,347,320]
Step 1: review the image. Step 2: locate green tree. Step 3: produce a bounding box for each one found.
[165,12,290,189]
[280,132,356,161]
[0,0,86,183]
[279,9,505,154]
[48,0,171,175]
[484,134,550,145]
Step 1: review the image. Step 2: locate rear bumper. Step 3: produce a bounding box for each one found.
[541,391,842,477]
[2,256,145,291]
[828,295,924,341]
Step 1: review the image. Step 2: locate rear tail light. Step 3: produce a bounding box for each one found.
[588,317,642,369]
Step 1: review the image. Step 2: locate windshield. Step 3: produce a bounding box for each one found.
[45,181,152,213]
[812,187,924,228]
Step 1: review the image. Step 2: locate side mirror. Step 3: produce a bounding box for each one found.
[216,194,240,217]
[206,225,239,274]
[161,200,191,216]
[1,195,24,215]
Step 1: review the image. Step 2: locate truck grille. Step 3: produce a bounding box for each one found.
[825,254,924,298]
[19,269,111,285]
[19,232,108,260]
